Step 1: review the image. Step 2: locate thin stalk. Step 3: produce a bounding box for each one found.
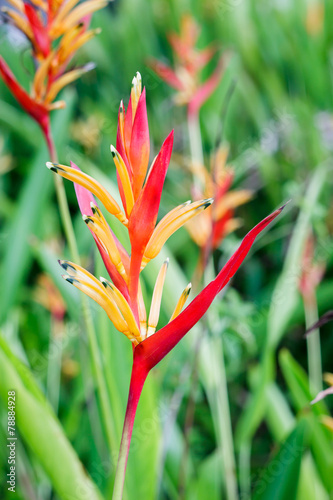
[112,359,147,500]
[239,442,251,500]
[214,336,239,500]
[187,110,204,191]
[43,123,117,452]
[304,296,322,395]
[46,319,63,414]
[178,328,204,500]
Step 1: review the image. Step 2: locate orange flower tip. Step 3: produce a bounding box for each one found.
[185,282,192,295]
[119,100,124,113]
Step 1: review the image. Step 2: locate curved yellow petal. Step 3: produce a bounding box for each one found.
[110,145,134,215]
[147,259,168,337]
[84,204,127,280]
[46,162,127,224]
[100,278,141,341]
[45,63,95,104]
[143,198,213,264]
[169,283,191,322]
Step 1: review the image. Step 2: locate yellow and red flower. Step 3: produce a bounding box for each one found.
[149,14,226,117]
[47,73,285,496]
[186,145,253,270]
[0,0,106,136]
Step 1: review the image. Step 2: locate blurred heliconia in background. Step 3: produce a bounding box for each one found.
[149,14,225,117]
[186,145,253,273]
[48,72,285,499]
[0,0,106,143]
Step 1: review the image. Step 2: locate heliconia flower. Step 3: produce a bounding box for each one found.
[148,14,226,117]
[186,145,253,271]
[47,73,285,498]
[0,0,106,136]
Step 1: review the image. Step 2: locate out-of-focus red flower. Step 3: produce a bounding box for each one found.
[0,0,106,134]
[149,14,226,116]
[186,145,253,270]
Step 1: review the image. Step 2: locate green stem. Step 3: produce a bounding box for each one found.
[187,110,204,190]
[304,296,322,396]
[43,124,117,452]
[112,359,147,500]
[215,336,239,500]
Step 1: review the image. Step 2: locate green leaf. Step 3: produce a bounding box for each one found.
[279,349,333,492]
[0,334,103,500]
[253,420,306,500]
[0,90,76,324]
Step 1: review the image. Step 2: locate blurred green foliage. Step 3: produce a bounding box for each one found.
[0,0,332,499]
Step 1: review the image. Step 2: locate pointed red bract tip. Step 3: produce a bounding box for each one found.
[135,206,284,370]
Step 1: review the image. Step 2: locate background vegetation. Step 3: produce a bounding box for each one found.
[0,0,332,499]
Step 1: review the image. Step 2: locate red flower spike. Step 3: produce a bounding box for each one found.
[128,130,174,255]
[147,59,184,91]
[24,3,50,58]
[0,56,49,133]
[129,88,150,199]
[188,55,225,117]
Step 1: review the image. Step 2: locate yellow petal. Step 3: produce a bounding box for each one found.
[100,278,141,341]
[131,71,142,120]
[32,51,55,100]
[143,199,213,264]
[57,28,101,66]
[46,162,127,224]
[222,218,242,236]
[147,259,168,337]
[138,281,147,339]
[2,7,33,39]
[45,63,95,104]
[186,211,210,247]
[53,0,108,36]
[30,0,47,10]
[84,204,127,280]
[7,0,24,14]
[110,145,134,215]
[169,283,191,322]
[61,261,138,343]
[50,0,81,36]
[215,190,253,221]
